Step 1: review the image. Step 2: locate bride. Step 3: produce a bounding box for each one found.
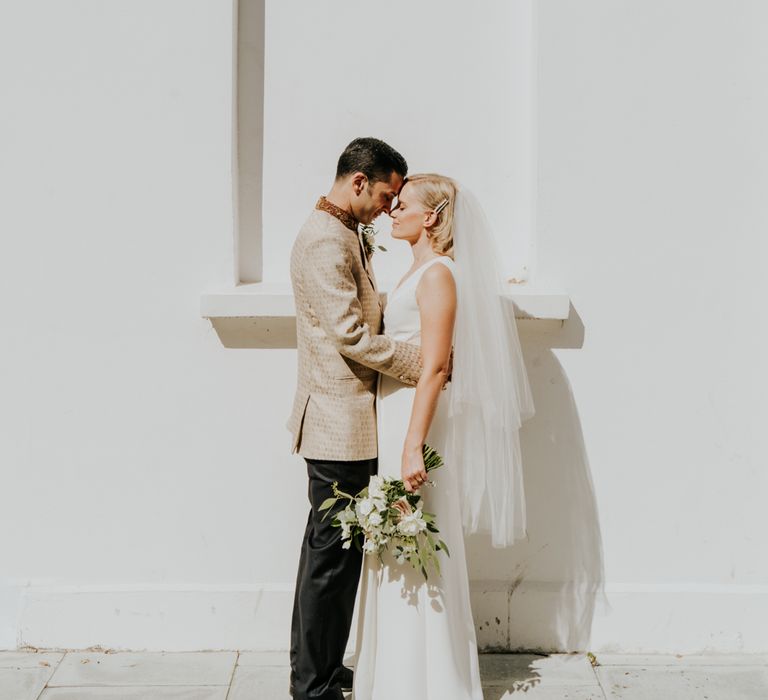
[351,174,535,699]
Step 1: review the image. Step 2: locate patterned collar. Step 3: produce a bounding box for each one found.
[316,196,359,233]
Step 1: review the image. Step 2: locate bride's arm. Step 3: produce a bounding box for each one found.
[401,263,456,493]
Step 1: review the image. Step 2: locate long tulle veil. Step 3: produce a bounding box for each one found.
[447,185,536,547]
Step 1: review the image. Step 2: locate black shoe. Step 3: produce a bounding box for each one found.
[288,667,353,697]
[339,665,353,691]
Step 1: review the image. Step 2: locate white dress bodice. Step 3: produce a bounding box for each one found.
[352,253,483,700]
[382,256,456,344]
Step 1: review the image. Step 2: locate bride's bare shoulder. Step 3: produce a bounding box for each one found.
[416,258,456,300]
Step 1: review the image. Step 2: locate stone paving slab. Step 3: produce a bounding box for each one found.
[0,667,56,700]
[0,652,64,669]
[2,651,768,700]
[228,665,291,700]
[483,685,606,700]
[47,651,237,687]
[479,653,600,687]
[40,688,228,700]
[236,650,289,667]
[597,665,768,700]
[594,653,768,666]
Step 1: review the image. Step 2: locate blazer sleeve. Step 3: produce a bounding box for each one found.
[301,232,422,386]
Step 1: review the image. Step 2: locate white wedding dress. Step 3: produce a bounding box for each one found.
[351,256,484,700]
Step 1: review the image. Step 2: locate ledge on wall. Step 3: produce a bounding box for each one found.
[200,283,570,348]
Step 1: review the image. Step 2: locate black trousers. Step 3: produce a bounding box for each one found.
[290,457,377,700]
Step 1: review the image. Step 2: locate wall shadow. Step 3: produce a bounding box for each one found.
[466,303,609,653]
[209,316,297,348]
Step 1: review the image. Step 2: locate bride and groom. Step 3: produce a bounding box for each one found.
[287,137,535,699]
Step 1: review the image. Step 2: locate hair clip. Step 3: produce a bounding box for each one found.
[434,198,449,215]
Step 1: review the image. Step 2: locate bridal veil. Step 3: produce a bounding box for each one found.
[447,185,536,548]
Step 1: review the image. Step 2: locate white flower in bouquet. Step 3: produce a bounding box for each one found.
[356,498,375,517]
[319,444,451,581]
[397,509,427,537]
[368,475,386,500]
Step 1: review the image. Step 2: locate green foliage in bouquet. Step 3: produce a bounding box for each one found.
[319,444,450,581]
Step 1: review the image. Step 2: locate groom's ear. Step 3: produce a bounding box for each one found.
[351,172,368,197]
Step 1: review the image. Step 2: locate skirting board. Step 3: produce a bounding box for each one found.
[3,580,767,654]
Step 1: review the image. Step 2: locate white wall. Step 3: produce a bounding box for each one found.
[531,0,768,652]
[0,0,766,654]
[260,0,534,287]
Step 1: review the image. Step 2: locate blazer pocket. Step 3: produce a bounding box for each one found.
[333,373,376,382]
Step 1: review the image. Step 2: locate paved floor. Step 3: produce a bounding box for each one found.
[1,649,767,699]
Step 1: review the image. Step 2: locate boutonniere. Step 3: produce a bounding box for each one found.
[359,223,387,259]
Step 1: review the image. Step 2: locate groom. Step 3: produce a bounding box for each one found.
[287,137,423,699]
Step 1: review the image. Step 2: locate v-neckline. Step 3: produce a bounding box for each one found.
[390,256,445,298]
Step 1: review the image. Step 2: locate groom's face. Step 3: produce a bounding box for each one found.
[352,171,404,225]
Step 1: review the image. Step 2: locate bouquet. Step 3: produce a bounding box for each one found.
[319,444,450,580]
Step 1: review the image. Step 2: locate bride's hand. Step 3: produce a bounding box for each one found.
[402,445,428,493]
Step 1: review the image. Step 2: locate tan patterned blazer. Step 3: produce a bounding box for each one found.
[287,201,422,461]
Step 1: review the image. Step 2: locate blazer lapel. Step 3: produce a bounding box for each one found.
[357,231,375,284]
[356,230,382,311]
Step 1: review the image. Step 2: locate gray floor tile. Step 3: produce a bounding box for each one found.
[2,649,765,700]
[48,652,236,687]
[595,653,768,667]
[0,652,64,669]
[480,653,600,687]
[227,666,291,700]
[597,665,768,700]
[40,688,228,700]
[236,651,289,667]
[0,667,55,700]
[483,685,606,700]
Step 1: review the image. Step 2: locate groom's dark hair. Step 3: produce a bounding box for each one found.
[335,137,408,183]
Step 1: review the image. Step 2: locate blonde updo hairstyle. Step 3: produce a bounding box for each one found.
[403,173,458,259]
